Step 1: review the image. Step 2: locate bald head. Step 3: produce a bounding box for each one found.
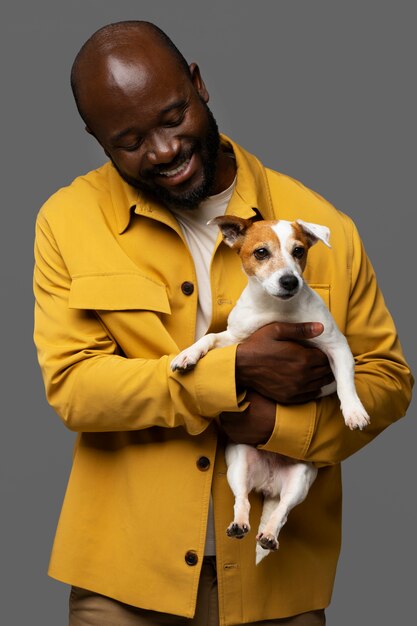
[68,22,235,206]
[71,21,191,126]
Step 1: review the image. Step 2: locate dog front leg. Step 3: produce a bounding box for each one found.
[327,339,370,430]
[170,330,234,371]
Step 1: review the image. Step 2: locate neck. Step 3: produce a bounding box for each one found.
[211,147,236,195]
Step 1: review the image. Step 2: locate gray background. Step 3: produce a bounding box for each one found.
[2,1,415,624]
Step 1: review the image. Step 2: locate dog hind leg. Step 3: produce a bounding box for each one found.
[255,495,281,564]
[225,444,252,538]
[256,462,317,563]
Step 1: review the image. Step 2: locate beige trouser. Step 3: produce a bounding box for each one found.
[69,557,326,626]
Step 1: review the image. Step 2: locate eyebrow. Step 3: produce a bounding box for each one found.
[109,99,188,145]
[160,99,187,114]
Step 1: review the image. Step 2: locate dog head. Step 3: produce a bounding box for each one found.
[209,216,331,300]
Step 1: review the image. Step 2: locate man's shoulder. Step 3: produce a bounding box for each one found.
[264,166,354,232]
[265,166,332,210]
[228,137,353,232]
[38,162,112,223]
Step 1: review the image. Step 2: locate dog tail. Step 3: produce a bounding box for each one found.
[255,543,270,565]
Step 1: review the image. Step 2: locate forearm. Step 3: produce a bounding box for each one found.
[259,354,413,466]
[39,343,240,433]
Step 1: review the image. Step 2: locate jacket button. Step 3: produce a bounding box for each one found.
[181,281,194,296]
[197,456,210,471]
[185,550,198,566]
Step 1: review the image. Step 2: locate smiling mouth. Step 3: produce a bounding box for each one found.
[157,156,192,178]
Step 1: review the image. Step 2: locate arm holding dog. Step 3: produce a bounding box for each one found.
[34,209,243,435]
[221,321,335,445]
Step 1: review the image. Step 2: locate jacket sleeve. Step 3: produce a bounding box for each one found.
[260,216,413,466]
[33,212,242,434]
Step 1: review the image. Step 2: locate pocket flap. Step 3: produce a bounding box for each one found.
[69,273,171,313]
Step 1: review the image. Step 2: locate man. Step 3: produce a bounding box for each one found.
[33,20,413,626]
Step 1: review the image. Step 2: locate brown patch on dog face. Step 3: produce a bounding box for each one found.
[289,222,311,271]
[292,222,316,248]
[238,220,285,277]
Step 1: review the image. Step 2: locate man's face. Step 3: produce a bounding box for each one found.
[82,53,221,208]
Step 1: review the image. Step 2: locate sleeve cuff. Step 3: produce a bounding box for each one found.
[258,400,316,459]
[193,344,244,416]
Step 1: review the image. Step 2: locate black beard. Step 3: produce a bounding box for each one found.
[111,103,221,209]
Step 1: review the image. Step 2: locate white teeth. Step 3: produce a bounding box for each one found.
[159,158,190,177]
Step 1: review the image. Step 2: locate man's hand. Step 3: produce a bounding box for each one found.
[220,389,276,445]
[235,322,334,405]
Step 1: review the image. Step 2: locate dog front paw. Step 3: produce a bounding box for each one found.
[256,532,279,551]
[342,402,370,430]
[226,522,250,538]
[170,349,202,372]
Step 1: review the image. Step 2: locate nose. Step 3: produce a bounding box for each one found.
[145,130,181,166]
[279,274,299,292]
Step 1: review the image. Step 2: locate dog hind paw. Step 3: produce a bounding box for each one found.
[256,532,279,551]
[226,522,250,538]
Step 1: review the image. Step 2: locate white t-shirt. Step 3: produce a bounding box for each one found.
[171,178,236,341]
[171,177,236,555]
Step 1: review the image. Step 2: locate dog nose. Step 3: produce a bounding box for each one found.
[279,274,299,292]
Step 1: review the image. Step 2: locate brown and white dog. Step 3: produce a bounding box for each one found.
[171,216,370,563]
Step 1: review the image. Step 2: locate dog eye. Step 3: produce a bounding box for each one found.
[292,246,305,259]
[253,248,270,260]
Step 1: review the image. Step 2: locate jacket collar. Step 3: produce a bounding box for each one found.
[222,135,276,221]
[106,163,140,234]
[109,134,277,235]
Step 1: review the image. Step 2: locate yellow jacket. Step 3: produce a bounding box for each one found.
[34,136,413,625]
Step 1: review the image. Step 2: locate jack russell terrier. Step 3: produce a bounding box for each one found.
[171,216,370,564]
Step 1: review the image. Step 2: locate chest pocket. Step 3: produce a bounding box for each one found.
[69,273,171,313]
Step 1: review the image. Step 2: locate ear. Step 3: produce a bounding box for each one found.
[85,126,110,157]
[189,62,209,103]
[296,219,331,248]
[208,215,252,249]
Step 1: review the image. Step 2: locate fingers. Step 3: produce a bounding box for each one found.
[293,369,335,394]
[271,321,324,341]
[234,321,335,404]
[237,322,325,348]
[220,390,276,445]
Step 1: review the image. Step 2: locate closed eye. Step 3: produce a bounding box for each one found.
[121,140,143,152]
[164,109,186,127]
[163,101,188,127]
[114,136,144,152]
[253,247,270,260]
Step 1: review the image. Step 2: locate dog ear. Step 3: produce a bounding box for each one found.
[208,216,252,249]
[295,219,331,248]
